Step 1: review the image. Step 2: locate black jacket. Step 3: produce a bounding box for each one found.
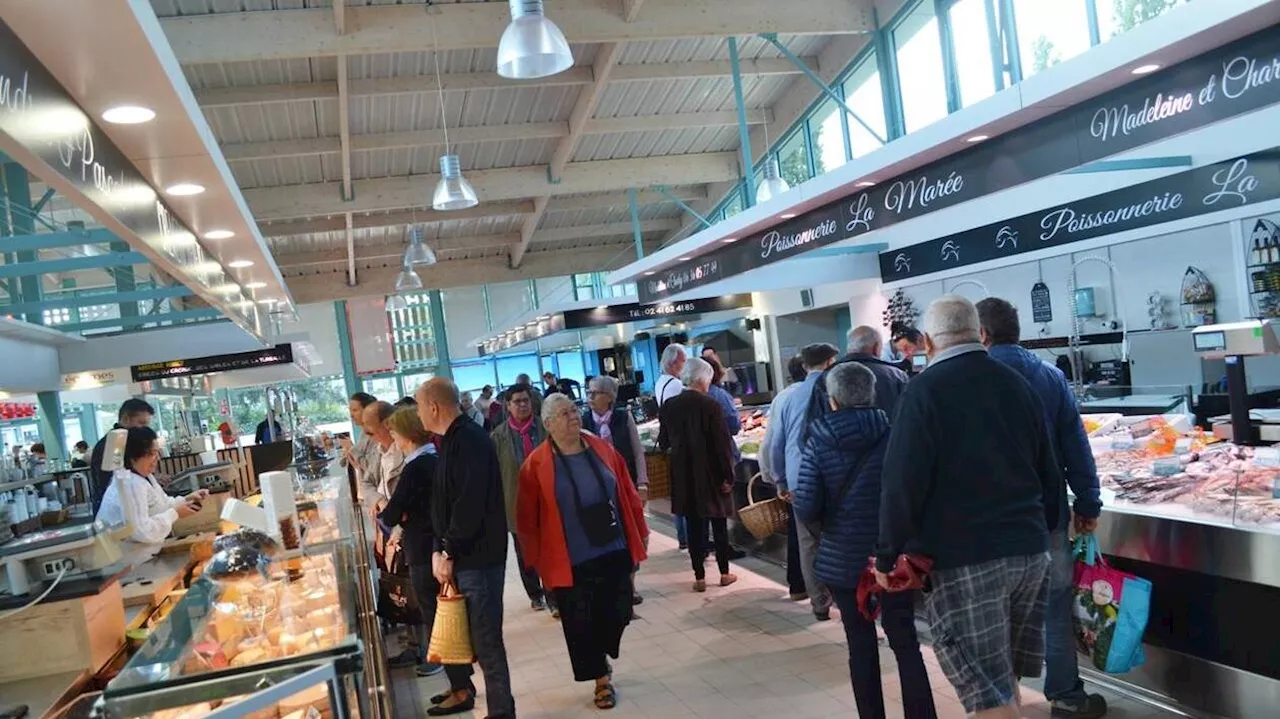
[581,407,638,488]
[89,424,123,513]
[431,415,509,570]
[379,452,438,567]
[841,353,910,416]
[875,347,1062,573]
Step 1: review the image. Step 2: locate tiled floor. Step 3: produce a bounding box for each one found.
[407,529,1179,718]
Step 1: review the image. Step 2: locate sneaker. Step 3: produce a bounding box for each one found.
[693,578,707,592]
[719,573,738,587]
[813,609,831,621]
[531,596,547,612]
[416,662,444,678]
[788,591,809,601]
[1050,693,1108,718]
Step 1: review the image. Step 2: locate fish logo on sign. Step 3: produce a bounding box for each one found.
[941,241,961,263]
[996,226,1018,249]
[893,253,912,273]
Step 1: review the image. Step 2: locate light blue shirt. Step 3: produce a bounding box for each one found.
[763,371,823,492]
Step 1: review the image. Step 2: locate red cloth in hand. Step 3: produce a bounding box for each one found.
[856,554,933,621]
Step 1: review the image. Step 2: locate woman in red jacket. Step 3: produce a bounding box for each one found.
[516,393,649,710]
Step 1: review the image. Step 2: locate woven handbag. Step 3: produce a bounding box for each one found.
[738,473,790,539]
[427,581,476,665]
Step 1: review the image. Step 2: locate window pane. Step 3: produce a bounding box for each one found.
[948,0,997,106]
[495,354,540,388]
[1098,0,1190,42]
[723,190,745,219]
[1014,0,1091,76]
[555,351,586,387]
[895,1,949,133]
[810,99,848,174]
[362,376,399,401]
[777,132,811,188]
[453,361,496,395]
[842,57,887,156]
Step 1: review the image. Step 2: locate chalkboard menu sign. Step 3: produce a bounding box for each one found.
[1031,282,1053,323]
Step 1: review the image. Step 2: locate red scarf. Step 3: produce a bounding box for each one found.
[508,415,535,456]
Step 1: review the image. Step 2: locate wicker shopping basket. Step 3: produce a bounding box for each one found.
[738,473,790,539]
[427,581,476,665]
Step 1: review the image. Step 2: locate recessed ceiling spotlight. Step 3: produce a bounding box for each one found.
[244,281,268,289]
[856,181,875,187]
[1131,63,1161,75]
[102,105,156,124]
[227,259,255,269]
[643,271,655,276]
[165,183,205,196]
[721,237,738,244]
[596,305,608,311]
[966,135,989,143]
[679,256,691,261]
[203,229,235,240]
[780,213,797,219]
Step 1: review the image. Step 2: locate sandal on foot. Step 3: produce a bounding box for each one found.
[594,682,618,710]
[693,578,707,592]
[720,573,738,587]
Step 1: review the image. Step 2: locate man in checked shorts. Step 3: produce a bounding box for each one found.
[875,295,1063,718]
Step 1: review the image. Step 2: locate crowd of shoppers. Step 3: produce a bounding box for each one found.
[339,292,1102,718]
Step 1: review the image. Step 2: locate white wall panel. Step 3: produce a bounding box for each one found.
[345,297,396,375]
[487,281,534,329]
[442,285,488,361]
[0,336,61,393]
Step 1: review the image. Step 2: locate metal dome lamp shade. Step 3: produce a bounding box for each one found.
[386,294,409,312]
[433,154,478,211]
[756,156,790,204]
[404,225,438,266]
[394,264,423,292]
[497,0,574,80]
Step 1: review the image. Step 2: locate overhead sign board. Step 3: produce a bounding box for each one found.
[879,149,1280,280]
[562,294,754,329]
[638,23,1280,302]
[130,344,294,382]
[0,19,262,337]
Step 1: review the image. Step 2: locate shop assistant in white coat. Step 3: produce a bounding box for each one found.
[96,426,206,563]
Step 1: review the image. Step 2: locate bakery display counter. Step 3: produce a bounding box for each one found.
[93,466,389,719]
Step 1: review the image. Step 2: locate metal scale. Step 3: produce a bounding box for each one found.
[1191,319,1280,445]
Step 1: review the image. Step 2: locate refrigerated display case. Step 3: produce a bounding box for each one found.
[95,466,392,719]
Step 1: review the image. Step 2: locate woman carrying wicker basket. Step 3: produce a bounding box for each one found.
[516,393,650,710]
[658,357,739,592]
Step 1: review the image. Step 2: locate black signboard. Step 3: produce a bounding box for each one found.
[878,149,1280,280]
[1031,281,1053,323]
[639,22,1280,302]
[562,294,753,329]
[131,345,295,382]
[0,20,258,334]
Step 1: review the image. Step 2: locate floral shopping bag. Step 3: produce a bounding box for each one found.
[1072,535,1151,674]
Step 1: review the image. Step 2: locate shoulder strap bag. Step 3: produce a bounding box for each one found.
[551,436,623,547]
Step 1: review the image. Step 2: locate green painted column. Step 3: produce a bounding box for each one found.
[3,164,41,324]
[110,238,138,320]
[428,290,452,380]
[334,300,361,399]
[36,391,67,461]
[79,403,99,446]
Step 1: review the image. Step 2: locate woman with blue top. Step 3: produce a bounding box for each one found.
[516,393,649,710]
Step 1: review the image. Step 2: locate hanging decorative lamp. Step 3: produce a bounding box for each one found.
[404,225,438,266]
[394,264,423,292]
[386,294,409,312]
[496,0,573,80]
[755,112,789,203]
[429,14,479,211]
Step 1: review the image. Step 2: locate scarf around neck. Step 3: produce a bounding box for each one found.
[508,415,536,456]
[592,409,613,442]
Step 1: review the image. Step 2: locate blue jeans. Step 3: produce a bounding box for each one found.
[451,565,516,718]
[674,514,688,545]
[1044,529,1086,702]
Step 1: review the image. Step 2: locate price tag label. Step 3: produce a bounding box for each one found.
[1174,437,1193,454]
[1110,433,1135,450]
[1152,457,1182,476]
[1254,446,1280,467]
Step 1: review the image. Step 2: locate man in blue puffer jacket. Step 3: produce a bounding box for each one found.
[976,297,1106,719]
[793,362,937,719]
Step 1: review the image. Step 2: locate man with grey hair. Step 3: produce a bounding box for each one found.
[763,342,840,620]
[655,343,688,406]
[876,295,1062,719]
[843,325,910,415]
[794,361,937,719]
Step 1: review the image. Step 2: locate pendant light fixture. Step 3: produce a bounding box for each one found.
[386,294,409,312]
[755,112,790,204]
[429,14,479,211]
[404,225,438,266]
[394,263,423,292]
[496,0,574,80]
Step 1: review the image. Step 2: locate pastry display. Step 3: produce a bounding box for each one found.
[206,545,272,580]
[214,528,282,557]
